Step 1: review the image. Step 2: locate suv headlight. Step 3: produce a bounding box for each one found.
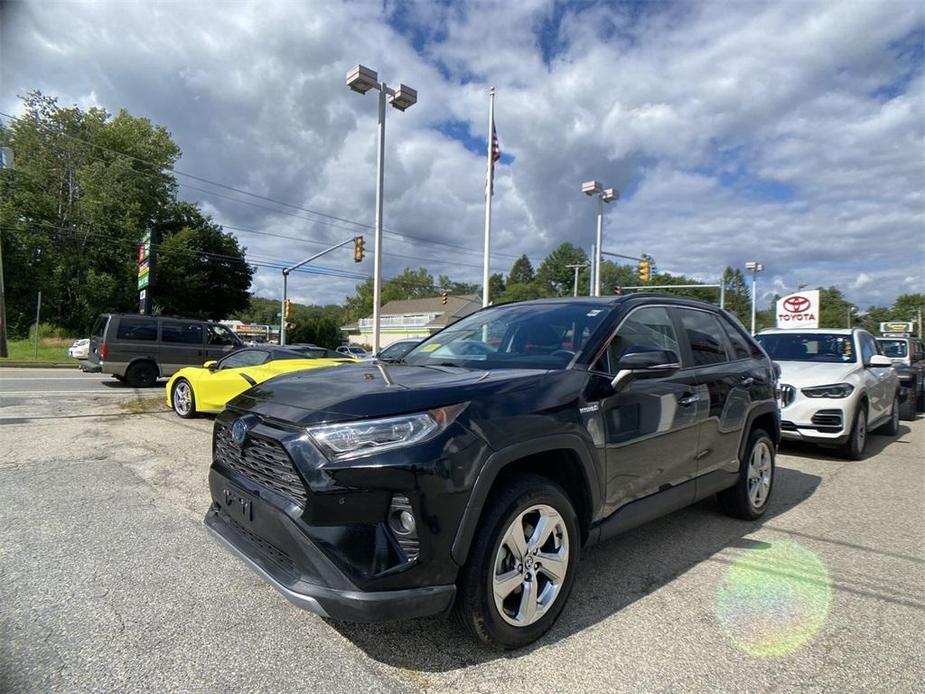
[801,383,854,398]
[308,403,467,460]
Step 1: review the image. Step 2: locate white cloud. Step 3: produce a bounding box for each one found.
[1,0,923,308]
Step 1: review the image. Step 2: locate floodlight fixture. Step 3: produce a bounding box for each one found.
[346,65,379,94]
[582,180,602,196]
[602,188,618,203]
[388,84,417,111]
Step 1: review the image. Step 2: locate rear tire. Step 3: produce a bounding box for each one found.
[877,393,915,436]
[718,428,775,520]
[125,361,158,388]
[898,390,916,422]
[842,405,867,460]
[455,475,579,650]
[916,385,924,413]
[171,379,197,418]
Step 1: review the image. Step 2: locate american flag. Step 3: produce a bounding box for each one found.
[490,120,501,195]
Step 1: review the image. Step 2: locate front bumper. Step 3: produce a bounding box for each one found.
[779,395,852,444]
[204,470,456,622]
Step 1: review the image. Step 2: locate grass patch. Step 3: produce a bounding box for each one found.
[120,397,169,414]
[1,337,78,363]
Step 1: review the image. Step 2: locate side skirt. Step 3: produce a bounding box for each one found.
[587,470,738,546]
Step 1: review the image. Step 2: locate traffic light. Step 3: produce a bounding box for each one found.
[613,286,622,296]
[441,290,448,305]
[284,299,293,321]
[353,236,365,263]
[638,256,651,282]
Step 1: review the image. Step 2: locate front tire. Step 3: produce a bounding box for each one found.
[718,428,775,520]
[171,379,197,418]
[455,475,579,650]
[843,405,868,460]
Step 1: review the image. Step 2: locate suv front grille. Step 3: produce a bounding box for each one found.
[214,424,308,508]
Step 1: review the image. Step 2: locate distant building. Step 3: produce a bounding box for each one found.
[341,294,480,348]
[221,320,277,343]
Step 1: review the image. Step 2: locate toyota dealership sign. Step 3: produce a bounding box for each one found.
[776,290,820,329]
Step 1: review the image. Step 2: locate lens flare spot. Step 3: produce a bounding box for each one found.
[716,541,831,657]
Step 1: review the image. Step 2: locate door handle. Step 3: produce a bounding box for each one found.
[679,393,700,407]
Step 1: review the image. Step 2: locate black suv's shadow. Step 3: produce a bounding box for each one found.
[328,465,822,670]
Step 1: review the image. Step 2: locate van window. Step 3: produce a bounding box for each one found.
[207,324,239,346]
[92,315,108,338]
[116,316,157,341]
[161,321,203,345]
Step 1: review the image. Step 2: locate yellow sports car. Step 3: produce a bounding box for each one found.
[165,345,353,418]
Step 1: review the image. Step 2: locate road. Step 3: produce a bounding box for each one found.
[1,382,923,693]
[0,368,145,396]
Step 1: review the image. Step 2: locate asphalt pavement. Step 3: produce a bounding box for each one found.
[0,367,142,395]
[1,382,923,693]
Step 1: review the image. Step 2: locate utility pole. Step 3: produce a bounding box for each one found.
[33,290,41,359]
[567,263,588,297]
[0,146,14,358]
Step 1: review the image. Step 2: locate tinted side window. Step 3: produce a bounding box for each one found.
[599,306,680,372]
[719,317,752,360]
[219,350,268,369]
[161,321,203,345]
[116,317,157,341]
[677,309,728,366]
[208,324,239,346]
[92,315,108,338]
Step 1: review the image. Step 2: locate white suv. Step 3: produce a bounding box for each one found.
[755,328,900,459]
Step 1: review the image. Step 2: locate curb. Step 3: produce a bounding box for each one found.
[0,361,80,369]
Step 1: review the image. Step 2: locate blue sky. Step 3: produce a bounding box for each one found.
[2,0,923,308]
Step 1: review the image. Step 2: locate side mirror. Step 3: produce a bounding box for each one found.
[867,355,892,368]
[611,350,681,390]
[203,360,218,370]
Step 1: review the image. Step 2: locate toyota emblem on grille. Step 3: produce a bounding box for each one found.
[783,295,811,313]
[231,418,250,446]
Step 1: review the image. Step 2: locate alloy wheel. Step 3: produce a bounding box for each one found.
[747,440,773,509]
[174,381,192,415]
[492,504,569,628]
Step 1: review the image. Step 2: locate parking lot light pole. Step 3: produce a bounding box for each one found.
[745,260,764,335]
[279,237,362,345]
[347,65,417,353]
[581,181,617,296]
[567,263,589,296]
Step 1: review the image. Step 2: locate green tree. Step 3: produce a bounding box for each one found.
[437,274,480,295]
[508,255,535,285]
[0,91,189,334]
[536,242,588,296]
[152,202,253,319]
[721,266,751,325]
[488,272,505,299]
[343,267,436,322]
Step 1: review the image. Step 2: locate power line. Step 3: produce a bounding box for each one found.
[0,109,534,264]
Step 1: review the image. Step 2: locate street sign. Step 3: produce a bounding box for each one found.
[776,290,819,329]
[880,321,913,335]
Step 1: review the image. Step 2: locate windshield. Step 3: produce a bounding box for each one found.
[403,301,610,370]
[877,339,908,358]
[755,333,856,363]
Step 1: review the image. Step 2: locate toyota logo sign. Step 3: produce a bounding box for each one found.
[783,295,811,313]
[776,290,819,329]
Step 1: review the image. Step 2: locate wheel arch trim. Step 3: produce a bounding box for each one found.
[450,434,600,566]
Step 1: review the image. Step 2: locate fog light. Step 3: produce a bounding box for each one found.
[398,509,416,533]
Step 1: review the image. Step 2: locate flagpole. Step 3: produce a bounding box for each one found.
[482,86,495,308]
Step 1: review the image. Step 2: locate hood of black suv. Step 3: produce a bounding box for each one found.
[227,362,551,425]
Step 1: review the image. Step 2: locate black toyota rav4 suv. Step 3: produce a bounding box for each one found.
[206,295,779,649]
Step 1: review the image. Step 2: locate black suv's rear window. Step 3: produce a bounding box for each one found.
[116,316,157,341]
[91,315,108,338]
